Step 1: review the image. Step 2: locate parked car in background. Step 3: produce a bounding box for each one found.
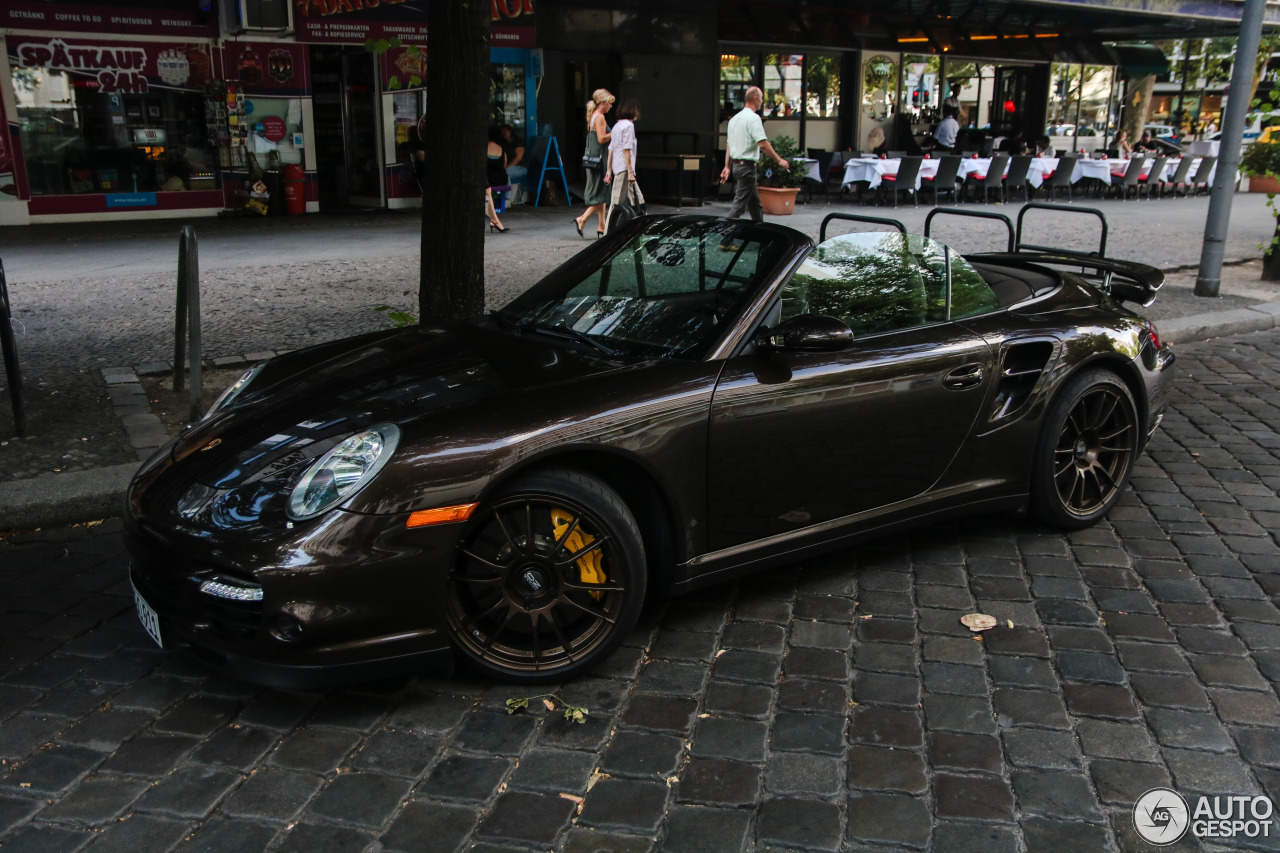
[1144,124,1182,145]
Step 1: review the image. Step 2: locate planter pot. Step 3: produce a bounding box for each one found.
[1249,174,1280,194]
[759,186,799,215]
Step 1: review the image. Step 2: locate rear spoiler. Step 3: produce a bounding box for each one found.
[966,252,1165,307]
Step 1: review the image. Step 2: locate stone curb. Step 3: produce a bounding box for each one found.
[3,305,1277,535]
[0,461,137,532]
[1159,301,1280,344]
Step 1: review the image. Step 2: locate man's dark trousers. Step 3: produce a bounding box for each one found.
[728,160,763,222]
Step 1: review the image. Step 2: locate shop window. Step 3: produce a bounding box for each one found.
[763,54,803,118]
[490,64,526,137]
[805,55,840,119]
[13,64,214,196]
[720,54,755,120]
[863,55,897,123]
[238,0,291,31]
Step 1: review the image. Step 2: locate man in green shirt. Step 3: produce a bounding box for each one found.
[720,86,789,222]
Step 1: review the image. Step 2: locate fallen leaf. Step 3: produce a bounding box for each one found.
[559,793,584,804]
[859,614,874,620]
[543,698,556,711]
[1007,620,1014,629]
[961,613,998,632]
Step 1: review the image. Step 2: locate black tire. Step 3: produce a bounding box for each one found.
[1031,368,1139,529]
[445,468,647,683]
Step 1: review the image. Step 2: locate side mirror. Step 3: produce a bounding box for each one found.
[755,313,853,352]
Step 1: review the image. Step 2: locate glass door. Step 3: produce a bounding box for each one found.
[342,51,384,207]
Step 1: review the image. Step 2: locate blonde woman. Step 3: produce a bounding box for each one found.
[574,89,614,238]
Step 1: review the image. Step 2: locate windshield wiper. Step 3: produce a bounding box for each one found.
[488,310,522,333]
[518,321,620,357]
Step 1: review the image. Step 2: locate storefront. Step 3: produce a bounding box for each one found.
[1,1,221,224]
[295,0,536,211]
[0,0,538,222]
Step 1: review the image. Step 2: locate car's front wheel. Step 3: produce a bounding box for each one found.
[445,469,646,683]
[1031,368,1138,528]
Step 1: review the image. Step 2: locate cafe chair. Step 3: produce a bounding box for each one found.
[879,156,923,208]
[1045,154,1079,203]
[963,153,1008,204]
[1003,155,1033,204]
[921,155,963,205]
[804,151,836,204]
[1189,155,1217,196]
[1163,156,1194,197]
[1111,156,1146,201]
[1137,156,1167,200]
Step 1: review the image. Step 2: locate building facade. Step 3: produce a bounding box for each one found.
[1,0,1271,225]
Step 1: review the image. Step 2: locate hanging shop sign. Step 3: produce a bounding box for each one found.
[10,37,213,94]
[294,0,429,43]
[491,0,536,48]
[1,0,216,38]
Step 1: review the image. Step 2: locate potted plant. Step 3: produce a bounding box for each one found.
[1240,115,1280,280]
[757,135,810,215]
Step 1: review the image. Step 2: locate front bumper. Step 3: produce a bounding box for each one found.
[124,510,460,689]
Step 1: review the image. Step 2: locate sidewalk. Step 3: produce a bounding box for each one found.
[1,198,1278,532]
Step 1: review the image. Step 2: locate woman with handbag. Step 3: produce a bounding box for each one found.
[604,98,643,236]
[574,89,614,239]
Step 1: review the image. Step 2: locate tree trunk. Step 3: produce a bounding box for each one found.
[419,0,489,325]
[1264,220,1280,281]
[1121,74,1156,141]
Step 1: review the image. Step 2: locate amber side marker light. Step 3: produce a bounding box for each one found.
[407,503,478,528]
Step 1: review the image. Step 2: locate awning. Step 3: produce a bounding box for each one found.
[1106,42,1170,77]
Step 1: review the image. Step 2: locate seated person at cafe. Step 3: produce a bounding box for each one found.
[998,131,1027,155]
[1035,136,1054,157]
[1134,130,1159,153]
[933,106,960,152]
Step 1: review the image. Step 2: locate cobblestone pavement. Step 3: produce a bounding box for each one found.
[0,328,1278,852]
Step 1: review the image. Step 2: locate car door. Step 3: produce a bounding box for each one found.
[706,232,998,552]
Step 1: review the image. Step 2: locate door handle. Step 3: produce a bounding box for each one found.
[943,363,984,390]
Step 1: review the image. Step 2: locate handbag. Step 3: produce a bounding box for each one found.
[582,130,604,171]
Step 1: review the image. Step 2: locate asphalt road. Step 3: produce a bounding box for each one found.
[1,328,1279,851]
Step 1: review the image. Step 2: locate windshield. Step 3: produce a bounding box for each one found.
[498,217,796,360]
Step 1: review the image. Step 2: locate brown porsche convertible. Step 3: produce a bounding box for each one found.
[125,209,1175,687]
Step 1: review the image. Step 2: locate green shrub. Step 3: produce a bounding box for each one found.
[1242,139,1280,178]
[758,135,811,189]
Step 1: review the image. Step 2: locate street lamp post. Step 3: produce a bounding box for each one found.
[1195,0,1266,297]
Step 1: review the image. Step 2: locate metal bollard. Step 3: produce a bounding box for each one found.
[0,260,26,437]
[173,226,203,421]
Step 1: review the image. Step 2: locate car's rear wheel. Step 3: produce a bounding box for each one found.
[1031,368,1138,528]
[445,469,646,683]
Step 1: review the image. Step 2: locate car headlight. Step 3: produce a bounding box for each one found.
[287,424,400,520]
[204,362,266,419]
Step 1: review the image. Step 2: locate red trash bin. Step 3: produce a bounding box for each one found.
[283,164,306,215]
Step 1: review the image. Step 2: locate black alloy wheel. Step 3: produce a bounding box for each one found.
[1032,368,1138,528]
[445,469,646,682]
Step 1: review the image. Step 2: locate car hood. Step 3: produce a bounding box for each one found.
[168,322,629,490]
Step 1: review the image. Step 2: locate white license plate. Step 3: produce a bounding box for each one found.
[132,582,163,649]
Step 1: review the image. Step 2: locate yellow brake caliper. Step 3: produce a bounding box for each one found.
[551,509,605,600]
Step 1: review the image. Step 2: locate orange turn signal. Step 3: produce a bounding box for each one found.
[406,503,478,528]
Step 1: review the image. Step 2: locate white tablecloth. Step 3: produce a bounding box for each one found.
[840,155,1214,194]
[840,157,941,190]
